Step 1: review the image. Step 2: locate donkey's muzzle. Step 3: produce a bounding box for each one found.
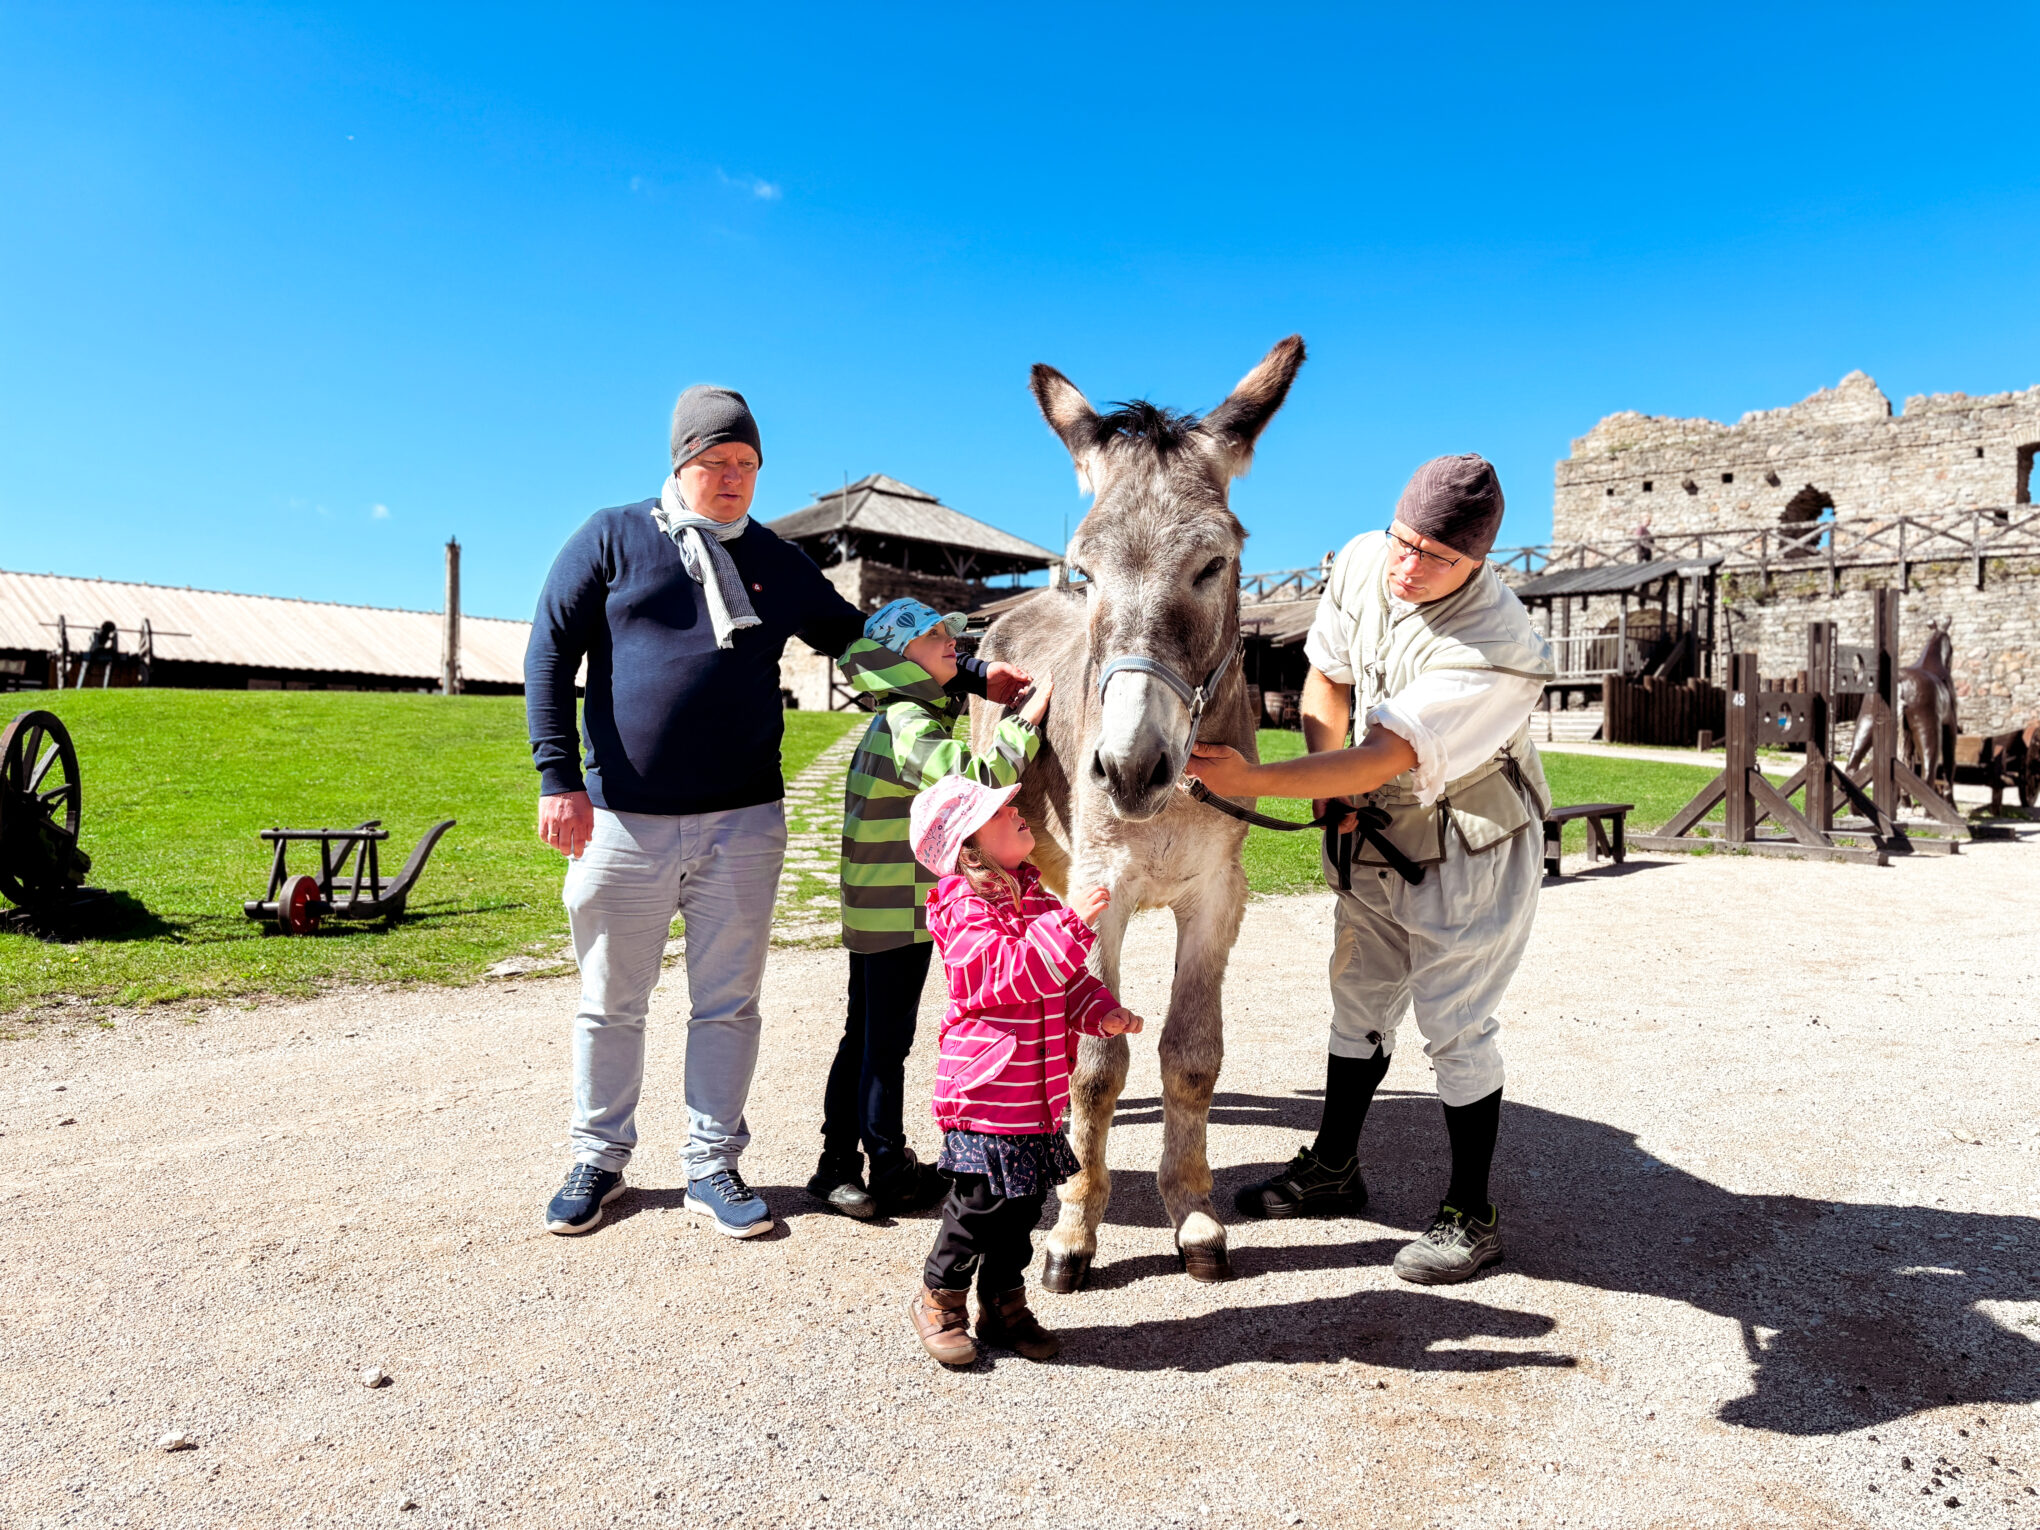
[1090,738,1178,820]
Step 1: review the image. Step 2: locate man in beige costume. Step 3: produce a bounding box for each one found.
[1186,454,1552,1284]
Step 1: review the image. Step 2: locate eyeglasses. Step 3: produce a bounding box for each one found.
[690,457,760,477]
[1385,528,1462,571]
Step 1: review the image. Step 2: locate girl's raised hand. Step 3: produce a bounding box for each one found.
[1100,1007,1144,1036]
[1071,883,1110,927]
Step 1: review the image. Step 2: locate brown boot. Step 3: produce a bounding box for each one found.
[976,1286,1062,1361]
[908,1285,978,1366]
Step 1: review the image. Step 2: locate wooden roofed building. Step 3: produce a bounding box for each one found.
[769,474,1060,710]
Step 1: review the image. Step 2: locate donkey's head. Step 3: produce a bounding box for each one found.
[1031,335,1305,821]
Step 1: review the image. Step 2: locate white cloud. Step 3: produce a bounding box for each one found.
[371,503,390,520]
[717,168,782,201]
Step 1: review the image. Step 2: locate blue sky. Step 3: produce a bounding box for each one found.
[5,4,2039,620]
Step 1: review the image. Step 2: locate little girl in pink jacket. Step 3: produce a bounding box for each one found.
[903,775,1144,1367]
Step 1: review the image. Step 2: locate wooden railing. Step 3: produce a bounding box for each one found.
[1493,506,2040,592]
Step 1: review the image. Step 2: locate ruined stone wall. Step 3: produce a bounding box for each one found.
[1522,559,2040,735]
[1553,373,2040,546]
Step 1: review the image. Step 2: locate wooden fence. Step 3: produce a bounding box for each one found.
[1600,674,1726,748]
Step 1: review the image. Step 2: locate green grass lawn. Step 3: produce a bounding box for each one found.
[0,692,858,1017]
[2,693,1724,1017]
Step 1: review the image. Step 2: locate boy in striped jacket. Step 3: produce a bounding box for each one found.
[808,598,1050,1220]
[904,775,1145,1366]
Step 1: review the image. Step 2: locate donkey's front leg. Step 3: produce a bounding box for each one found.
[1042,1029,1130,1294]
[1042,883,1131,1295]
[1158,870,1246,1282]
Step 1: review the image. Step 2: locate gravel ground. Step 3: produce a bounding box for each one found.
[5,837,2040,1529]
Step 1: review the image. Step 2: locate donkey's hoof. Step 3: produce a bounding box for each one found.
[1040,1251,1091,1294]
[1176,1242,1233,1283]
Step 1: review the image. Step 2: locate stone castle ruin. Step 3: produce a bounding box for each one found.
[1535,373,2040,735]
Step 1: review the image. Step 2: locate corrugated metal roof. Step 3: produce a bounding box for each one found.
[0,569,532,685]
[1509,555,1723,601]
[767,474,1059,565]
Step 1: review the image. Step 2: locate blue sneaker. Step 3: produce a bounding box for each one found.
[687,1167,773,1238]
[546,1162,625,1235]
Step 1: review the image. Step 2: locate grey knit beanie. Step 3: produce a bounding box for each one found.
[669,385,763,471]
[1395,453,1504,561]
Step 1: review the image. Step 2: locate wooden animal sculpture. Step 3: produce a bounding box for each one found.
[1899,618,1957,802]
[974,336,1306,1291]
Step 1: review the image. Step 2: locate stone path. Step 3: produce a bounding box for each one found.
[768,723,861,945]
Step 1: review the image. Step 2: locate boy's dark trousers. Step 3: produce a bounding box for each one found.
[821,943,935,1171]
[925,1175,1048,1294]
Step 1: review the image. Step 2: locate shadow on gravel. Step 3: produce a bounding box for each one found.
[1083,1088,2040,1434]
[604,1186,794,1241]
[1054,1288,1577,1374]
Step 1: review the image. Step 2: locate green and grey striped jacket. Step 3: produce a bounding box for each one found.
[837,638,1039,953]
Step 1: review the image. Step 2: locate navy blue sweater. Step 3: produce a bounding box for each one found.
[524,500,868,816]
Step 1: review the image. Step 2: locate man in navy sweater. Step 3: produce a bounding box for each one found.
[526,386,1025,1238]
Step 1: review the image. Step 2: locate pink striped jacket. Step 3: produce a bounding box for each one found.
[924,865,1121,1135]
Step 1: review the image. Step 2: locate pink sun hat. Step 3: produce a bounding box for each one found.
[910,775,1022,876]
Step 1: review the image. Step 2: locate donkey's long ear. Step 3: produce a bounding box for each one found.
[1205,334,1306,476]
[1030,363,1103,492]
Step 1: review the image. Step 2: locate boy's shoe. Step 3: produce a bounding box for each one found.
[909,1285,977,1366]
[686,1168,773,1238]
[976,1287,1061,1361]
[1232,1146,1368,1219]
[806,1151,878,1220]
[869,1149,947,1215]
[1392,1202,1504,1285]
[546,1163,625,1235]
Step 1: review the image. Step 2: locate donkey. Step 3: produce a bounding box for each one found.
[972,336,1305,1290]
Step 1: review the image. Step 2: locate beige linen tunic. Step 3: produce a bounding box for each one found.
[1301,531,1554,1106]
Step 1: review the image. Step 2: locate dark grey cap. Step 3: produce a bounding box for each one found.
[670,385,763,471]
[1394,453,1504,561]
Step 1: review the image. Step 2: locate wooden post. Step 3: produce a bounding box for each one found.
[1724,651,1756,844]
[1806,620,1834,832]
[1871,587,1897,824]
[442,537,462,696]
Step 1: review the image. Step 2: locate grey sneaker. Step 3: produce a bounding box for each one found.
[687,1167,773,1239]
[546,1163,625,1235]
[1233,1146,1368,1219]
[1392,1203,1503,1285]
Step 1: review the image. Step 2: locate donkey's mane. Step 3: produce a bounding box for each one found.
[1089,399,1201,457]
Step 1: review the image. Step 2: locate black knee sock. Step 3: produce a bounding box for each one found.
[1311,1048,1391,1167]
[1442,1087,1502,1219]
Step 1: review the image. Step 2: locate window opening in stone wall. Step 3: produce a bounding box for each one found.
[1779,485,1834,558]
[1722,473,1734,484]
[1642,480,1653,492]
[2017,444,2037,505]
[1605,487,1615,496]
[1976,447,1985,458]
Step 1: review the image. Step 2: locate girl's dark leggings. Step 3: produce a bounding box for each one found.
[924,1175,1047,1295]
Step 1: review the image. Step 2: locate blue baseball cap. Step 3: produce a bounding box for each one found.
[863,597,967,655]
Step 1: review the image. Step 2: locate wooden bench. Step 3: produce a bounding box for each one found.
[1543,802,1633,878]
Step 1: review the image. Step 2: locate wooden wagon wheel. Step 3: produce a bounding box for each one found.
[0,709,84,906]
[274,873,324,935]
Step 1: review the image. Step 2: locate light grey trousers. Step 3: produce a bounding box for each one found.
[562,802,786,1177]
[1324,813,1541,1108]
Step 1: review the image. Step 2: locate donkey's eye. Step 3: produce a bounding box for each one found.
[1194,557,1225,584]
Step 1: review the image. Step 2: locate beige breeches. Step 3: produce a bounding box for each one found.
[1324,815,1540,1108]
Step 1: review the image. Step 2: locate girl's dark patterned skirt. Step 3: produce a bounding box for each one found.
[937,1129,1080,1199]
